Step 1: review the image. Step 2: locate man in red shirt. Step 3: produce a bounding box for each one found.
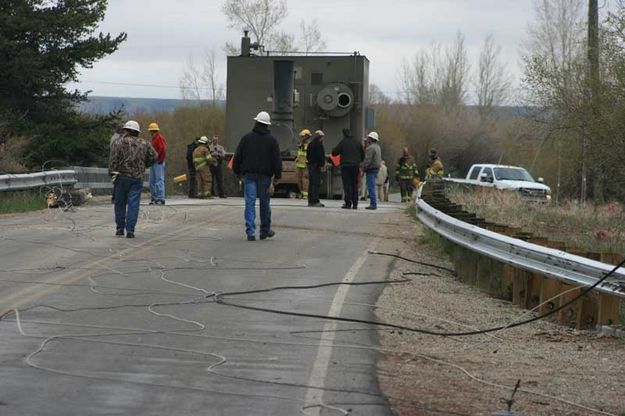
[148,122,167,205]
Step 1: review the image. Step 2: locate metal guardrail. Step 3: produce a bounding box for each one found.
[72,167,149,191]
[0,170,77,192]
[72,166,113,190]
[0,167,150,194]
[416,189,625,298]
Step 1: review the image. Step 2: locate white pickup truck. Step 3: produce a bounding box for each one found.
[446,164,552,200]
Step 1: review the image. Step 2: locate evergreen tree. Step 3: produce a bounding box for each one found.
[0,0,126,167]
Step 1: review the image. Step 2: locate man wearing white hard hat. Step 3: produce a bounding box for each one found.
[362,131,382,210]
[232,111,282,241]
[108,120,157,238]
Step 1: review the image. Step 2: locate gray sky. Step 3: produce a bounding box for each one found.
[65,0,567,101]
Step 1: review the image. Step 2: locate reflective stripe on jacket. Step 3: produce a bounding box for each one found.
[192,145,214,169]
[397,162,418,180]
[425,158,444,178]
[295,144,307,168]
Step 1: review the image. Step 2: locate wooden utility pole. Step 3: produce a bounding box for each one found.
[582,0,599,204]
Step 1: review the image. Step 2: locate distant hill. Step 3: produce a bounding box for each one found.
[77,96,225,115]
[78,96,530,121]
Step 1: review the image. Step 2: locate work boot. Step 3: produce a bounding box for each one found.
[247,235,256,241]
[126,232,135,238]
[365,206,377,210]
[260,230,275,240]
[341,204,351,209]
[115,229,124,236]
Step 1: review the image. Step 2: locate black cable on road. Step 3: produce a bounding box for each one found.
[217,257,625,338]
[217,278,410,297]
[369,250,456,274]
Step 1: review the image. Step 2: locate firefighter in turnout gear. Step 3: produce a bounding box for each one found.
[396,147,419,202]
[425,148,444,180]
[295,129,311,198]
[192,136,217,198]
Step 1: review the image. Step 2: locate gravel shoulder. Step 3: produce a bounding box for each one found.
[376,210,625,416]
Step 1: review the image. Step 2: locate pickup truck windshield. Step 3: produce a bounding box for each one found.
[494,167,534,182]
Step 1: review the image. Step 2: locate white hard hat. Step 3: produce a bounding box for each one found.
[367,131,379,141]
[198,136,209,144]
[123,120,141,133]
[314,130,325,137]
[253,111,272,125]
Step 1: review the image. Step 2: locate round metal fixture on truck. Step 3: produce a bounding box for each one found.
[316,83,354,117]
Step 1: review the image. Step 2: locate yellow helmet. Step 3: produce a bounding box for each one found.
[299,129,311,138]
[148,122,160,132]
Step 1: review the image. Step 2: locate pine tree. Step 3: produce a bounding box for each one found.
[0,0,126,166]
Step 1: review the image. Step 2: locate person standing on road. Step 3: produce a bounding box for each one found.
[295,129,311,199]
[332,128,364,210]
[148,122,167,205]
[209,135,227,198]
[362,132,382,210]
[377,160,389,203]
[109,120,157,238]
[306,129,326,207]
[109,123,124,204]
[193,136,216,199]
[186,137,199,198]
[396,147,419,202]
[232,111,282,241]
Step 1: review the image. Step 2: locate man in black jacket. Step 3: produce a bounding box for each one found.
[306,129,326,207]
[331,128,365,209]
[232,111,282,241]
[186,137,199,198]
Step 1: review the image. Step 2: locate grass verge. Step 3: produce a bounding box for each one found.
[406,204,451,255]
[446,186,625,257]
[0,190,46,214]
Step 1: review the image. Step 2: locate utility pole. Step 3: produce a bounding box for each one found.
[582,0,599,204]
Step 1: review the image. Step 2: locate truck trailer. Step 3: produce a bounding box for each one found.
[225,32,373,198]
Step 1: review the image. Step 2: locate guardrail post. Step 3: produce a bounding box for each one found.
[557,284,581,327]
[577,293,599,330]
[502,265,515,301]
[539,278,562,316]
[597,253,623,326]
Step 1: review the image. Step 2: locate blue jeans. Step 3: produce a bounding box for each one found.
[150,162,166,202]
[366,169,379,208]
[243,174,272,236]
[114,175,143,233]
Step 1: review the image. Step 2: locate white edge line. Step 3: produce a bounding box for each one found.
[302,238,379,415]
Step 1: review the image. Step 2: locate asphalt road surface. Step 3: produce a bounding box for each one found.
[0,196,407,416]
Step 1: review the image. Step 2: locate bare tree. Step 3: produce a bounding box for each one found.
[179,49,224,104]
[522,0,586,108]
[397,49,439,105]
[300,19,326,55]
[368,84,391,105]
[398,34,469,110]
[222,0,287,47]
[439,33,469,111]
[267,31,297,53]
[179,55,204,101]
[475,34,510,115]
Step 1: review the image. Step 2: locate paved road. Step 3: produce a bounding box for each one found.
[0,197,407,415]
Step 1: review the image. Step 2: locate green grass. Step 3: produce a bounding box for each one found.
[406,205,451,255]
[0,190,46,214]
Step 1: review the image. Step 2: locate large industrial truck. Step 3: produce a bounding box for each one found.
[224,32,374,198]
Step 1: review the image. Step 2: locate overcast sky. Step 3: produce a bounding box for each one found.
[65,0,605,102]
